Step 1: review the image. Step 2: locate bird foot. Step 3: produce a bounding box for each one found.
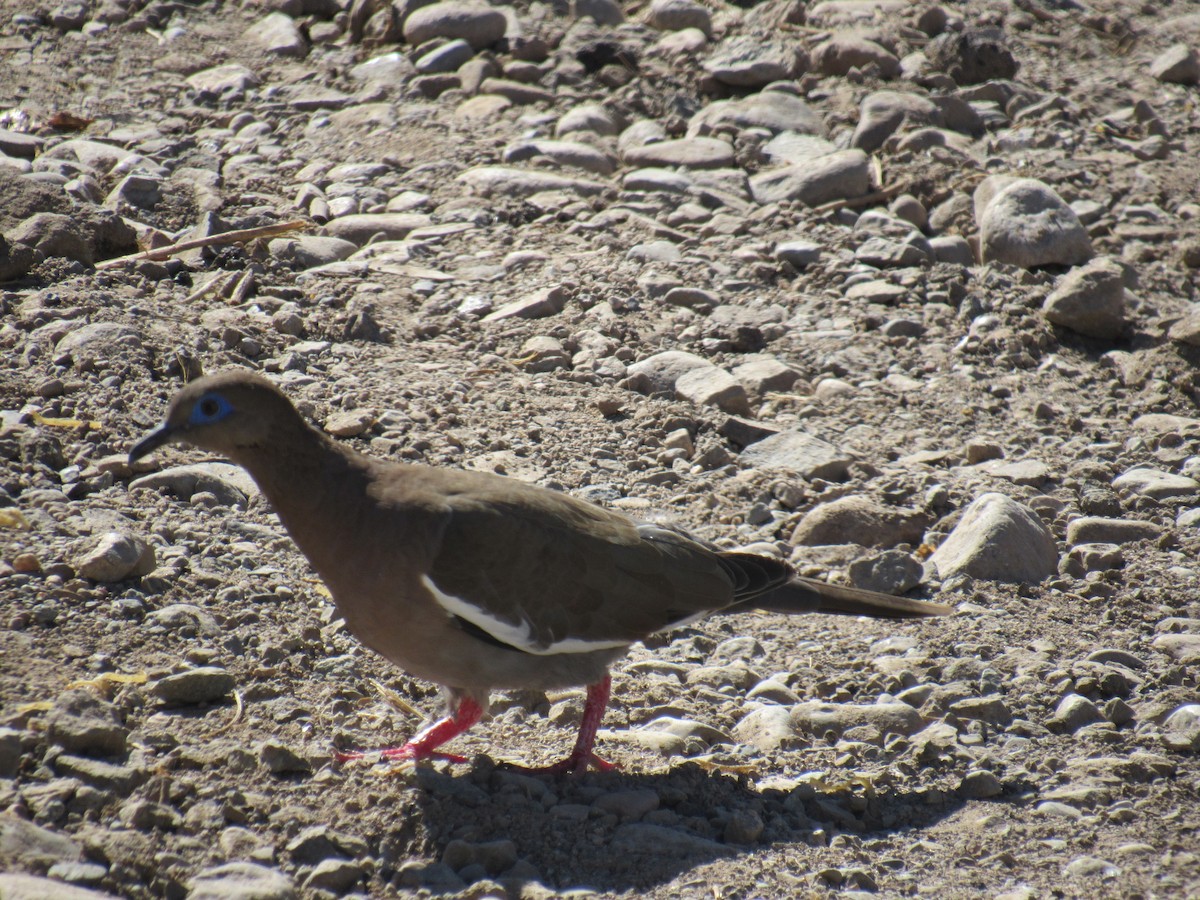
[335,745,468,765]
[501,751,617,776]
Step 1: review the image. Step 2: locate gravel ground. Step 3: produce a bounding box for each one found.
[2,0,1200,898]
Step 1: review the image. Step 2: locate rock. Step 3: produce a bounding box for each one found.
[1065,517,1163,545]
[1152,633,1200,665]
[790,701,925,738]
[610,823,727,857]
[1042,257,1127,339]
[663,287,718,312]
[1048,694,1106,733]
[324,409,376,437]
[732,356,801,397]
[958,770,1004,799]
[724,809,764,845]
[624,168,691,194]
[188,862,296,900]
[792,496,928,547]
[690,92,825,138]
[72,532,156,582]
[479,78,555,105]
[0,728,22,778]
[704,37,802,88]
[975,176,1092,268]
[303,859,364,894]
[927,27,1018,84]
[403,2,507,49]
[482,286,568,321]
[1113,468,1200,500]
[812,33,900,78]
[674,366,751,415]
[45,690,128,757]
[621,137,734,169]
[1149,44,1200,85]
[54,323,143,368]
[257,11,307,57]
[131,462,258,507]
[416,39,474,74]
[626,350,713,393]
[574,0,623,26]
[1162,704,1200,751]
[457,166,608,198]
[557,104,620,137]
[323,213,431,244]
[647,0,711,35]
[186,64,260,95]
[733,706,800,752]
[0,817,82,871]
[269,236,357,269]
[749,150,871,206]
[151,667,235,705]
[773,240,822,268]
[847,549,924,593]
[1064,856,1120,880]
[930,492,1058,583]
[0,872,116,899]
[806,0,908,27]
[593,789,659,820]
[739,432,854,481]
[258,740,312,775]
[504,139,615,175]
[851,91,941,152]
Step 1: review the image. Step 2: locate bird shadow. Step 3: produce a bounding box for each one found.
[393,760,966,894]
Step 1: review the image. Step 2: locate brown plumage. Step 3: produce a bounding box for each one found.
[130,370,950,773]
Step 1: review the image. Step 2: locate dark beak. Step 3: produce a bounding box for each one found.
[129,424,177,463]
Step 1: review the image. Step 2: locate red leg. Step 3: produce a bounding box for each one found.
[505,675,616,775]
[336,695,484,764]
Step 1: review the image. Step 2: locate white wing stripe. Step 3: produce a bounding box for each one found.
[422,575,629,656]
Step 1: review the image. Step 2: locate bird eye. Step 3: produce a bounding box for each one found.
[188,392,232,426]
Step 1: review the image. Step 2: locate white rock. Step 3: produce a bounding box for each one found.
[975,176,1092,268]
[930,492,1058,583]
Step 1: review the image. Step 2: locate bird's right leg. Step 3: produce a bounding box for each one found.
[336,694,484,764]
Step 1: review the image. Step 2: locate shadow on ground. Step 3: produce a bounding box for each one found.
[383,761,967,893]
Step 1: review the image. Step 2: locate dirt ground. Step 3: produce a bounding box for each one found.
[2,0,1200,898]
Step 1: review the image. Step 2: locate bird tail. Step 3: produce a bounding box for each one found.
[751,575,952,619]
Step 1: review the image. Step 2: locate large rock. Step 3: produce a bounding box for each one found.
[739,431,853,481]
[790,701,925,738]
[402,2,507,49]
[975,176,1092,268]
[626,350,713,393]
[704,37,803,87]
[791,496,929,547]
[1042,257,1127,339]
[850,91,941,152]
[930,492,1058,583]
[690,91,826,137]
[72,531,156,582]
[749,149,870,206]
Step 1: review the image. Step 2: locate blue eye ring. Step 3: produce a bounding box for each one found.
[188,392,234,425]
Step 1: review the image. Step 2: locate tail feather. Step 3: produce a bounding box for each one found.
[750,575,952,619]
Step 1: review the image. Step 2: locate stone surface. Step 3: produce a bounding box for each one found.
[1042,257,1127,339]
[930,492,1058,583]
[976,176,1093,268]
[739,432,854,481]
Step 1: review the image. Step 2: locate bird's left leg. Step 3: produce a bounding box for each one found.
[506,675,616,775]
[336,693,484,764]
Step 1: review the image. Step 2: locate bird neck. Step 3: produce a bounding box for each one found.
[234,423,376,576]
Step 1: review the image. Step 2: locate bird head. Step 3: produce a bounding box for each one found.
[129,370,300,464]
